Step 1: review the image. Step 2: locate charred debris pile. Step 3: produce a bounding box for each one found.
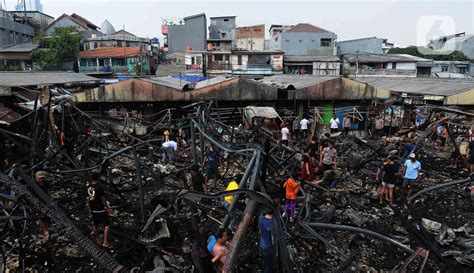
[0,92,473,273]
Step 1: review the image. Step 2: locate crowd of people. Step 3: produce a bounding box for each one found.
[0,109,472,273]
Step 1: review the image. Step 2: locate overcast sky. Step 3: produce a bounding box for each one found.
[4,0,474,47]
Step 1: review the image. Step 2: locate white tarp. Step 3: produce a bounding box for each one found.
[244,106,281,121]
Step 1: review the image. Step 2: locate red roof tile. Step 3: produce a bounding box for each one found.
[79,47,147,58]
[287,23,331,33]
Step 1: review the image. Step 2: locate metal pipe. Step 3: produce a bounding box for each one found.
[307,222,415,254]
[132,147,145,223]
[408,176,473,203]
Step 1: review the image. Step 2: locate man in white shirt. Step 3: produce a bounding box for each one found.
[330,114,340,134]
[300,117,310,138]
[162,140,178,162]
[281,123,290,146]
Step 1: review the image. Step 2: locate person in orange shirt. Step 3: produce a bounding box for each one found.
[282,177,299,222]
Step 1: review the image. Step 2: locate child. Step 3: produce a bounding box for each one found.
[282,177,299,222]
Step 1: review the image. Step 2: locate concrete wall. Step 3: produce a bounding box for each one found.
[279,32,336,56]
[235,25,265,50]
[337,37,383,55]
[457,36,474,59]
[168,14,207,54]
[209,17,235,41]
[0,12,34,47]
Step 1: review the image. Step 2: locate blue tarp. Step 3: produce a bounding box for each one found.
[172,75,207,83]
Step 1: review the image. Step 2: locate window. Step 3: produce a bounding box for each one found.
[298,40,302,43]
[441,66,448,72]
[238,55,242,65]
[312,40,316,43]
[320,38,332,47]
[391,63,396,69]
[216,42,221,46]
[224,19,229,22]
[86,59,93,67]
[285,40,289,43]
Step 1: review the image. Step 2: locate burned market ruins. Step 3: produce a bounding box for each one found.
[1,4,474,272]
[0,70,473,273]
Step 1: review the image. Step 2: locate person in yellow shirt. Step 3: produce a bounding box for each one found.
[224,179,238,205]
[223,178,239,231]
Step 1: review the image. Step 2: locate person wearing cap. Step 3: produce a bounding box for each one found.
[379,154,400,206]
[401,153,421,198]
[34,171,51,236]
[88,178,113,249]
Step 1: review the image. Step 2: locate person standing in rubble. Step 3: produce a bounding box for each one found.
[190,164,207,193]
[343,115,351,136]
[162,139,178,162]
[282,177,299,222]
[401,153,421,198]
[210,229,229,273]
[300,153,315,183]
[280,122,290,146]
[258,210,274,273]
[319,140,337,175]
[329,114,340,134]
[292,117,300,140]
[205,145,221,187]
[300,116,310,139]
[375,115,384,138]
[88,178,113,249]
[379,154,400,206]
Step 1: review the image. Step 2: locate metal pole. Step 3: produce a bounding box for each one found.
[190,120,197,164]
[132,147,145,223]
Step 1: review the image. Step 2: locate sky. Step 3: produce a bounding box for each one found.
[3,0,474,47]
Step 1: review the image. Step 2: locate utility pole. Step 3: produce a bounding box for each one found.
[355,50,359,79]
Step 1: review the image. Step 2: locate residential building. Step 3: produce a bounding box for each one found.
[44,13,103,38]
[283,55,340,76]
[428,32,474,59]
[0,42,38,70]
[8,11,54,34]
[235,24,265,51]
[271,23,337,56]
[341,53,433,78]
[268,24,294,51]
[204,49,283,76]
[83,29,152,52]
[337,37,394,55]
[164,13,207,54]
[208,16,236,51]
[78,47,151,76]
[432,61,472,78]
[0,10,35,47]
[15,0,43,13]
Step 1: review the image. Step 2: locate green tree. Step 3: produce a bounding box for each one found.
[32,26,82,70]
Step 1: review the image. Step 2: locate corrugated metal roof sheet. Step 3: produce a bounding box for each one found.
[284,55,340,62]
[356,77,474,96]
[0,42,38,53]
[286,23,332,33]
[343,53,420,63]
[257,74,338,89]
[0,72,100,87]
[0,106,22,125]
[79,47,146,58]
